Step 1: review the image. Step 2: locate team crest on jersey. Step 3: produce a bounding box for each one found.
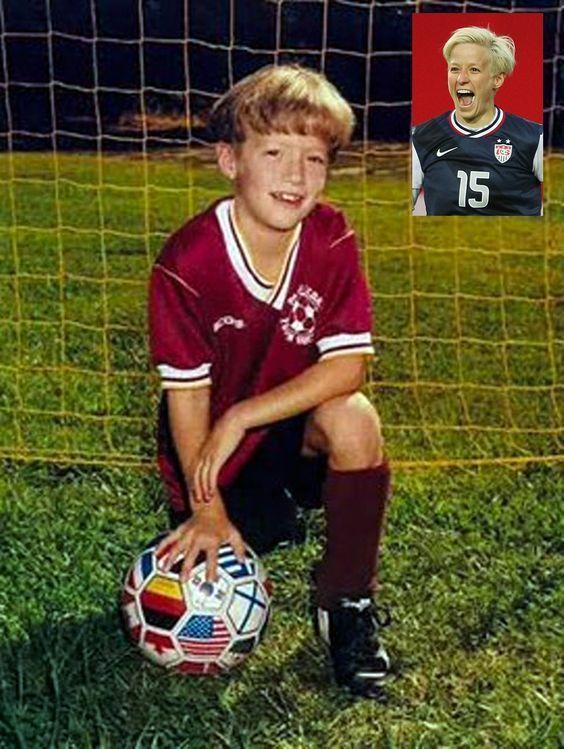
[494,140,513,163]
[281,284,323,346]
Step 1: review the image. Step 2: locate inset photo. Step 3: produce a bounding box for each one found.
[411,13,543,216]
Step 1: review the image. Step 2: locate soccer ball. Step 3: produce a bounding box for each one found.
[289,301,316,334]
[121,534,272,675]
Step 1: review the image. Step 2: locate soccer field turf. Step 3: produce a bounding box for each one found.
[0,462,562,747]
[0,152,562,747]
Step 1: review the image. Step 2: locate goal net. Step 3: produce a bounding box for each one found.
[0,0,562,470]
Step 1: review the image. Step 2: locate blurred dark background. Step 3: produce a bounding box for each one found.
[0,0,562,152]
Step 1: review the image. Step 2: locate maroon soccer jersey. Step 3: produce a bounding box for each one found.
[149,198,374,507]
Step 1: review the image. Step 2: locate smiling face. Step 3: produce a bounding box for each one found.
[447,43,505,128]
[216,129,329,249]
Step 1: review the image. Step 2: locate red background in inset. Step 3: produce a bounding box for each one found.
[411,13,543,126]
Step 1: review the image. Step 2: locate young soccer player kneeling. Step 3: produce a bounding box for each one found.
[149,65,392,698]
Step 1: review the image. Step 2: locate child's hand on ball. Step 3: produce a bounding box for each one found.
[156,500,246,584]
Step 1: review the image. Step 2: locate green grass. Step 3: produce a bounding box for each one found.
[0,151,562,465]
[0,151,562,746]
[0,462,562,747]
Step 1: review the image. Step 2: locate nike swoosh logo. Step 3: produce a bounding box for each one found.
[437,147,458,157]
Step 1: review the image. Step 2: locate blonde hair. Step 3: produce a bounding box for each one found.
[208,64,355,160]
[443,26,516,76]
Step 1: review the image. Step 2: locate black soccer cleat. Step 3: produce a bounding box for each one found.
[315,596,391,699]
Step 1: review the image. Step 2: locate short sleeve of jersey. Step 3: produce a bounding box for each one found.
[149,261,214,389]
[314,217,375,361]
[412,131,423,191]
[533,132,543,182]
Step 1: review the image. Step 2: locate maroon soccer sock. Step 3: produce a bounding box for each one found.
[315,461,391,609]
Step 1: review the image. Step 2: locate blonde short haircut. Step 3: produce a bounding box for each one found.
[208,64,355,161]
[443,26,516,77]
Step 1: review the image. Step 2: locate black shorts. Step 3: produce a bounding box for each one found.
[169,414,328,554]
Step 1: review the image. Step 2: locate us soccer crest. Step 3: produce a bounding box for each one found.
[494,140,513,163]
[281,284,323,346]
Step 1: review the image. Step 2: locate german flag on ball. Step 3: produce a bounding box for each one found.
[140,574,186,630]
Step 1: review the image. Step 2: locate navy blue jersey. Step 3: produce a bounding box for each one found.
[412,108,543,216]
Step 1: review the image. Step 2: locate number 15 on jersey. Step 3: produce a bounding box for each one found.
[457,170,490,209]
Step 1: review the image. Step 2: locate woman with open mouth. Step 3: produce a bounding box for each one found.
[411,26,543,216]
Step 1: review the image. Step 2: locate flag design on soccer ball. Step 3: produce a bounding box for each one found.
[121,589,142,643]
[228,580,269,635]
[177,659,222,675]
[143,630,179,666]
[217,544,256,579]
[140,574,186,630]
[128,548,154,589]
[178,614,231,657]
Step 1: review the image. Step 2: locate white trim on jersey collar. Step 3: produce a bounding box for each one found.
[450,107,504,138]
[228,207,273,291]
[269,227,302,311]
[216,200,270,302]
[215,199,301,310]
